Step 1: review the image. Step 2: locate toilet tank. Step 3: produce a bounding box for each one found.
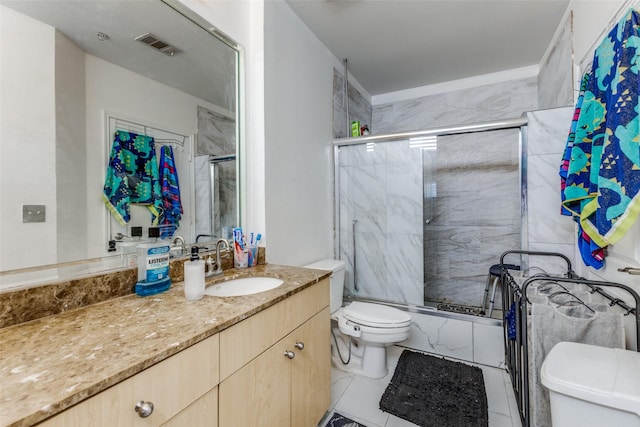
[304,259,346,313]
[541,342,640,427]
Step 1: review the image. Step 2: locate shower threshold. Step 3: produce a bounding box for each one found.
[435,302,484,317]
[343,297,503,326]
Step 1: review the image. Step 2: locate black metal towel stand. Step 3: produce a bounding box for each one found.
[498,250,640,427]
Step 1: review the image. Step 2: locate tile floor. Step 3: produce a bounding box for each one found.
[322,345,523,427]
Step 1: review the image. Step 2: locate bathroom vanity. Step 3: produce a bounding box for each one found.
[0,265,330,427]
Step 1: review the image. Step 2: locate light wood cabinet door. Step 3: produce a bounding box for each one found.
[290,307,331,427]
[161,387,217,427]
[218,338,292,427]
[219,308,331,427]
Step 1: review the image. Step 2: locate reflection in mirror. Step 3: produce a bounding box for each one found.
[0,0,241,286]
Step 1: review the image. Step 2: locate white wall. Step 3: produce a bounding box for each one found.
[571,0,627,67]
[0,7,57,270]
[84,55,222,257]
[263,0,338,266]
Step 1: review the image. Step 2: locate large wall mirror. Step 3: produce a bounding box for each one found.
[0,0,242,287]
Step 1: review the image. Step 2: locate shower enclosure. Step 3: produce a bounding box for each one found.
[335,118,527,315]
[195,154,237,242]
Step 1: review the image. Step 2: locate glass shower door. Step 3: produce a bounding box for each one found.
[338,138,425,306]
[337,126,522,312]
[423,129,521,310]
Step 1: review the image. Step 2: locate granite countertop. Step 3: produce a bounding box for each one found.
[0,264,330,427]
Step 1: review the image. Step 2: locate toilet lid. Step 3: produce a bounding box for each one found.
[342,302,412,327]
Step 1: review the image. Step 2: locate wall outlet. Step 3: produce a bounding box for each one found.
[22,205,46,223]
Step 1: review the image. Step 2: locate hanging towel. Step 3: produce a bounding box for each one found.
[159,145,183,238]
[102,130,163,226]
[562,9,640,248]
[560,74,607,268]
[528,301,625,427]
[559,73,589,215]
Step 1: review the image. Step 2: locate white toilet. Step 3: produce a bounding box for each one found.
[304,259,411,378]
[541,341,640,426]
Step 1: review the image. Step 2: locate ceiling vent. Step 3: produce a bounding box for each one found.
[134,33,177,56]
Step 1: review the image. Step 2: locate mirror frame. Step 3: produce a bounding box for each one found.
[165,0,247,245]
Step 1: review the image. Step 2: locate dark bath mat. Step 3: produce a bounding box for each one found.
[324,411,368,427]
[379,350,488,427]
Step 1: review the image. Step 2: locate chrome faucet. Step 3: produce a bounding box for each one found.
[196,234,217,243]
[172,236,186,256]
[210,238,230,276]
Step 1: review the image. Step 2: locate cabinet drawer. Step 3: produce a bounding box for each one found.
[38,334,219,427]
[220,278,329,380]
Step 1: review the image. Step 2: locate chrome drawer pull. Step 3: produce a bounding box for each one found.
[134,401,154,418]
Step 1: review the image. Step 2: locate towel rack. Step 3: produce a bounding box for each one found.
[499,250,640,427]
[155,138,185,146]
[112,117,187,147]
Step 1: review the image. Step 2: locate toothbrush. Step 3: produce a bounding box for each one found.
[255,234,262,246]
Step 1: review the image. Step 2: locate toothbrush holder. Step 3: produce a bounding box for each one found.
[234,246,249,269]
[248,245,258,267]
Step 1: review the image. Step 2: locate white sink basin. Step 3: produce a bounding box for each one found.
[204,277,284,297]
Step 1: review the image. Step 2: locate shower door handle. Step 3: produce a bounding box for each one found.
[352,219,359,292]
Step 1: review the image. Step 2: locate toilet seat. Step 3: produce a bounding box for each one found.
[341,302,412,328]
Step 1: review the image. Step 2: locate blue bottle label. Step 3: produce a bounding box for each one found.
[146,246,170,281]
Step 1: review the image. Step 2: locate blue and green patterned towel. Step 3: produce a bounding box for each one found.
[102,130,163,226]
[562,9,640,249]
[159,145,183,238]
[560,74,606,268]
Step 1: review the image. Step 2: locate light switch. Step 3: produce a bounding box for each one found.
[22,205,46,223]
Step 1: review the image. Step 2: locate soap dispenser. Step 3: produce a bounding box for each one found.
[184,247,205,300]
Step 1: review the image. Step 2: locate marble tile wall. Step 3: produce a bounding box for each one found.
[195,107,237,239]
[537,12,574,110]
[401,311,504,368]
[525,107,576,274]
[372,76,538,134]
[338,140,424,305]
[333,68,372,138]
[196,106,236,156]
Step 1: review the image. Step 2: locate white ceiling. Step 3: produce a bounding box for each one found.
[1,0,237,111]
[286,0,570,96]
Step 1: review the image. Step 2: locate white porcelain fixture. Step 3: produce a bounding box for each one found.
[541,341,640,427]
[304,259,411,378]
[204,277,284,297]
